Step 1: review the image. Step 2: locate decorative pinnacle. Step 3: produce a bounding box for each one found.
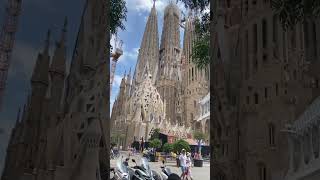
[153,0,156,7]
[60,16,68,44]
[15,107,21,125]
[44,29,51,55]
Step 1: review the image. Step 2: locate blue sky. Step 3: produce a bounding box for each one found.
[110,0,187,113]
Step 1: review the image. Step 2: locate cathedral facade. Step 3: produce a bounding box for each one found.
[1,0,109,180]
[110,2,209,149]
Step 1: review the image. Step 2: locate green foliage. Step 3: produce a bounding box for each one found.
[193,131,207,141]
[162,143,174,153]
[178,0,210,69]
[191,12,210,69]
[149,128,160,141]
[178,0,210,11]
[149,138,162,149]
[111,142,117,148]
[271,0,320,30]
[173,139,191,153]
[110,0,127,35]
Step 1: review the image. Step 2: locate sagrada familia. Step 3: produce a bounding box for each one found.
[1,0,110,179]
[110,1,210,149]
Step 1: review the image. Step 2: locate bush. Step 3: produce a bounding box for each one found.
[162,143,173,153]
[111,142,117,148]
[173,139,190,153]
[149,138,162,150]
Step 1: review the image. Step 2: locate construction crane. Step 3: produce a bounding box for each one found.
[0,0,23,111]
[110,34,123,94]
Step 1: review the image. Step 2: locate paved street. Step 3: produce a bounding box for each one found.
[111,151,210,180]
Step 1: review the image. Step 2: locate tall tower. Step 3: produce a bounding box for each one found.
[157,2,182,125]
[182,13,209,128]
[0,0,23,110]
[132,0,159,88]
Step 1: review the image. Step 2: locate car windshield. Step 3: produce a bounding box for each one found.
[117,159,128,174]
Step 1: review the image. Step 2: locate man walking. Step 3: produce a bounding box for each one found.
[179,149,187,179]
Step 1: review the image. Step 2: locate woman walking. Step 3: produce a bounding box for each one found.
[185,152,193,180]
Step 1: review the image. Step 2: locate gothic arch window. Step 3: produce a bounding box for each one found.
[303,134,310,164]
[273,15,278,43]
[262,18,268,49]
[245,30,249,79]
[313,22,317,57]
[258,163,267,180]
[192,67,194,81]
[275,83,279,96]
[217,123,222,139]
[216,172,226,180]
[252,0,257,5]
[78,98,84,112]
[264,87,268,99]
[291,27,297,48]
[312,126,319,158]
[254,93,259,104]
[304,22,309,48]
[253,24,258,53]
[293,70,297,80]
[227,0,231,8]
[268,123,275,146]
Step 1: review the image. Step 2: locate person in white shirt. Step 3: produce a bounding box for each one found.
[179,149,187,179]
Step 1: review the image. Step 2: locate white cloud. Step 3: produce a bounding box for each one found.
[125,0,187,19]
[126,0,167,13]
[113,74,123,89]
[117,47,139,65]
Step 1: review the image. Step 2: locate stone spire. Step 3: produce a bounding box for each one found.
[183,11,195,65]
[160,2,180,50]
[132,1,159,86]
[49,17,67,76]
[48,18,68,122]
[156,2,182,125]
[31,30,51,85]
[15,107,21,126]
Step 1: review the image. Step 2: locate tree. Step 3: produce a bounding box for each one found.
[193,131,207,142]
[110,0,127,35]
[178,0,210,69]
[162,143,174,153]
[149,138,162,150]
[173,139,191,153]
[271,0,320,30]
[149,128,160,141]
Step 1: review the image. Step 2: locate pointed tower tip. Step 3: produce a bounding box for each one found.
[15,107,21,125]
[64,16,68,30]
[60,17,68,44]
[44,29,51,54]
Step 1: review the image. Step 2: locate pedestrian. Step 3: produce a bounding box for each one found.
[186,152,193,180]
[179,149,187,179]
[141,137,144,153]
